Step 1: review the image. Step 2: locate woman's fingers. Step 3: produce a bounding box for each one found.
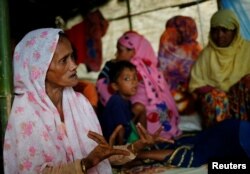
[136,123,174,144]
[88,131,107,144]
[136,123,147,139]
[156,137,175,144]
[152,126,174,144]
[109,125,123,145]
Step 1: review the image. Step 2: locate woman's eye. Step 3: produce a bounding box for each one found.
[60,58,67,64]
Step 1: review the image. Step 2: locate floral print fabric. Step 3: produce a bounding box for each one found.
[3,28,111,173]
[158,16,202,116]
[197,78,250,128]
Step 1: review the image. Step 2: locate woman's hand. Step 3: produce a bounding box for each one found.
[136,123,174,146]
[128,123,174,154]
[83,129,129,169]
[109,125,124,146]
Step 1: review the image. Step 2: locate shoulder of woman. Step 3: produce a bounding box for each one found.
[75,91,91,104]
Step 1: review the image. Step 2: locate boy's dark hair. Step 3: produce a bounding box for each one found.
[109,60,136,83]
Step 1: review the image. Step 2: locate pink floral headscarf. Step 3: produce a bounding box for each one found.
[118,31,167,104]
[4,28,111,173]
[118,31,181,138]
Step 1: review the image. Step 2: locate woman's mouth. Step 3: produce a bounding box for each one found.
[70,73,78,79]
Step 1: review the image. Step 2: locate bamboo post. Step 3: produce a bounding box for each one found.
[0,0,13,172]
[125,0,133,30]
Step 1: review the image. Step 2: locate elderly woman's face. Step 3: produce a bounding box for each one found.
[210,27,236,47]
[46,36,78,88]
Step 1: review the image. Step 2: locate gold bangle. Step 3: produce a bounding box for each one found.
[80,159,87,174]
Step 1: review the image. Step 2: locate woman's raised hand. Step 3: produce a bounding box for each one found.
[136,123,174,146]
[127,123,174,154]
[83,129,129,169]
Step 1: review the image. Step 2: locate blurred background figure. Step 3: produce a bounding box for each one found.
[189,9,250,128]
[158,15,202,117]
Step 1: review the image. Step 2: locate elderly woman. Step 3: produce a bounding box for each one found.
[189,9,250,128]
[3,28,134,174]
[4,28,176,173]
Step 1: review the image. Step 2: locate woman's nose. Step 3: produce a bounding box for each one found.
[217,29,225,38]
[69,59,77,70]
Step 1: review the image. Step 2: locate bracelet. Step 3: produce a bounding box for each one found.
[131,143,138,156]
[80,159,87,174]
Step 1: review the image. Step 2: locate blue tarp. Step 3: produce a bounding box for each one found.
[220,0,250,40]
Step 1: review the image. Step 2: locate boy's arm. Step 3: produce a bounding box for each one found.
[117,124,125,145]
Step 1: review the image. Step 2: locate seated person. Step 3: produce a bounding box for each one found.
[3,28,128,174]
[189,9,250,128]
[158,15,202,116]
[96,31,147,129]
[99,60,175,164]
[99,60,140,145]
[97,31,181,139]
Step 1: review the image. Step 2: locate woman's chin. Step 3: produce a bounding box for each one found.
[69,78,79,87]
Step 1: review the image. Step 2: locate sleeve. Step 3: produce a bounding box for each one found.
[42,159,84,174]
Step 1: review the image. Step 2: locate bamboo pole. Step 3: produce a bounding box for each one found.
[0,0,13,172]
[125,0,133,30]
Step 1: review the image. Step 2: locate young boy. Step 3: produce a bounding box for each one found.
[99,60,139,145]
[99,60,177,165]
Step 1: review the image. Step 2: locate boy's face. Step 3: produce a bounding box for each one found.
[111,68,138,99]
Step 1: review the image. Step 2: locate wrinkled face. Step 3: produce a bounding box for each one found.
[112,68,138,99]
[210,27,236,47]
[46,36,78,88]
[115,43,135,61]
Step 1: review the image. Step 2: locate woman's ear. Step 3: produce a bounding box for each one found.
[111,82,119,92]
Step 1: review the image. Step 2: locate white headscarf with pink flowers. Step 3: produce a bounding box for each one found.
[4,28,111,173]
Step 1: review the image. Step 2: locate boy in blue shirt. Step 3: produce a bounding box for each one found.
[99,60,139,145]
